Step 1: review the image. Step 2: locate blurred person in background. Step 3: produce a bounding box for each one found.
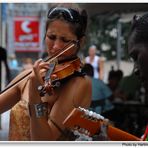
[0,46,11,90]
[22,58,33,71]
[115,72,141,102]
[8,54,19,80]
[107,67,123,102]
[8,54,18,70]
[85,45,104,80]
[82,63,113,114]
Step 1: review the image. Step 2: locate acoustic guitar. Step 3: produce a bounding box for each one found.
[63,107,141,141]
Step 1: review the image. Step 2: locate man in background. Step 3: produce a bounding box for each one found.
[0,46,11,91]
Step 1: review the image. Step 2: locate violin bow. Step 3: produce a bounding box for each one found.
[0,40,78,94]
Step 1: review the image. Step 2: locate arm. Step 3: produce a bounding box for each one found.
[0,74,25,113]
[98,57,104,80]
[28,59,92,140]
[0,85,20,113]
[28,59,57,140]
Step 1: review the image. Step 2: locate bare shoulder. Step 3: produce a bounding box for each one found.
[73,75,92,106]
[64,75,92,108]
[71,75,91,89]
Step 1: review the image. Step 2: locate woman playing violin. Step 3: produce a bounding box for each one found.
[0,5,91,141]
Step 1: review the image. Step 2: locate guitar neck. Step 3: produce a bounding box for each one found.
[107,125,140,141]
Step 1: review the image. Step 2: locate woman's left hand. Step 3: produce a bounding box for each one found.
[31,59,50,85]
[28,59,50,104]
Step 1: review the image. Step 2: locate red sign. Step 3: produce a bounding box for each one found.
[14,16,41,52]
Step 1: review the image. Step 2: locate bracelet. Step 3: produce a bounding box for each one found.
[28,102,48,118]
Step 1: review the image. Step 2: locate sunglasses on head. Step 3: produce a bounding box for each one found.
[47,7,81,23]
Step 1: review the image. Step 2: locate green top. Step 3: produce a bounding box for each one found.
[119,73,141,100]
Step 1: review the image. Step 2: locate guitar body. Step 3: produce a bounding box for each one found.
[63,107,140,141]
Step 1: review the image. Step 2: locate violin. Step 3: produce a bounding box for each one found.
[38,58,82,96]
[0,40,79,95]
[49,58,81,81]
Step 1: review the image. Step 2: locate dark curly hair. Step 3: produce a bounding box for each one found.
[128,12,148,49]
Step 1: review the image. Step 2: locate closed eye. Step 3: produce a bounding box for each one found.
[60,37,71,43]
[46,35,73,43]
[47,35,56,40]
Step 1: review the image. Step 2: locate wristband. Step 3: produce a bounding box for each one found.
[28,102,48,118]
